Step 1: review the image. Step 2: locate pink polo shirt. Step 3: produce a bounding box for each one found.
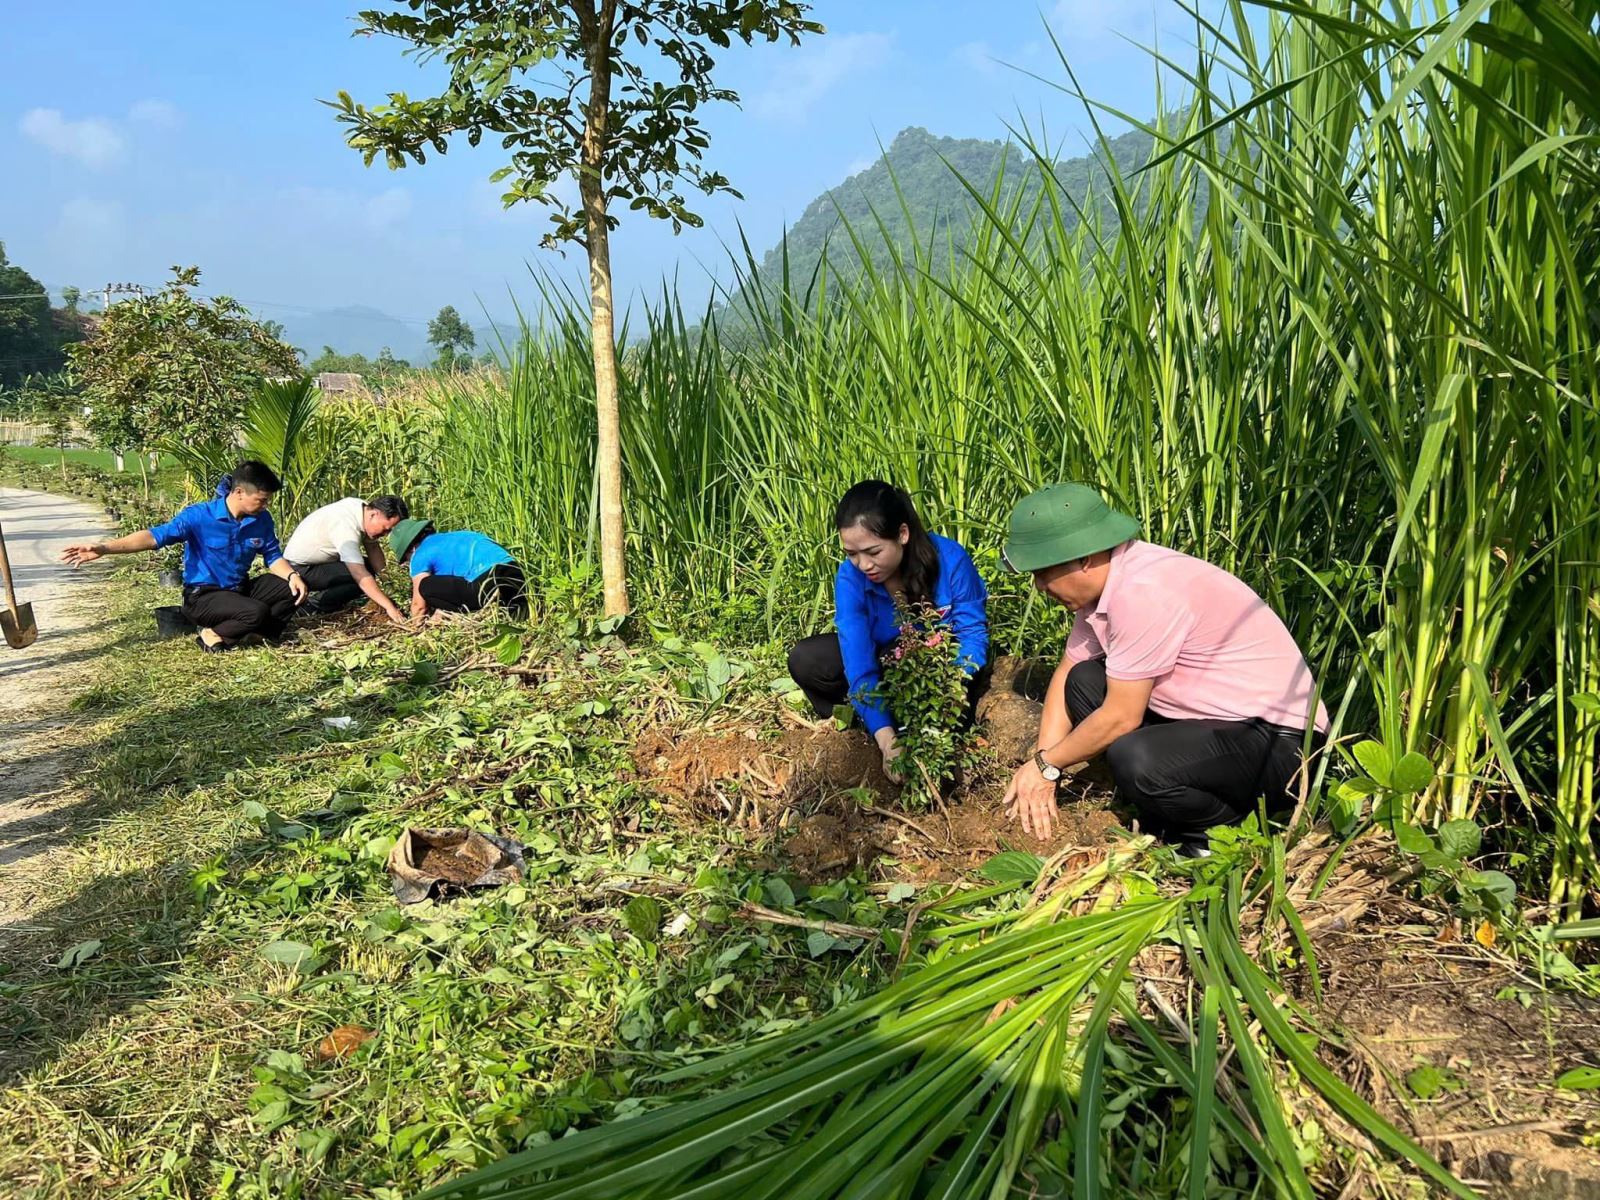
[1066,540,1329,732]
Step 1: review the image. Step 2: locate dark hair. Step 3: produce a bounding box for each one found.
[366,495,409,520]
[230,460,282,495]
[834,480,940,607]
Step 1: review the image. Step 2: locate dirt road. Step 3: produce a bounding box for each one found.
[0,486,113,875]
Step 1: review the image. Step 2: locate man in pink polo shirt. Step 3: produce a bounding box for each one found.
[1000,483,1328,854]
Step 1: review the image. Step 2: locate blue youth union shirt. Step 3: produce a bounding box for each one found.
[408,531,514,581]
[833,532,990,735]
[149,497,284,588]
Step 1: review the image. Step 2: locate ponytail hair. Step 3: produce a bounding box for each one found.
[835,480,941,607]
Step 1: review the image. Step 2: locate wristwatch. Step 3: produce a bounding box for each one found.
[1033,750,1062,782]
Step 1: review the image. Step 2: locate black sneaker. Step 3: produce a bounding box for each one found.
[194,634,231,654]
[1176,843,1212,860]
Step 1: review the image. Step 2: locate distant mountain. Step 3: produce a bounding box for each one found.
[739,123,1162,301]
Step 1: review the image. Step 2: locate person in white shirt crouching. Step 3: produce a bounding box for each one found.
[283,495,410,625]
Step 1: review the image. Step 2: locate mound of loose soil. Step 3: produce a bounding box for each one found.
[630,674,1133,880]
[976,655,1052,765]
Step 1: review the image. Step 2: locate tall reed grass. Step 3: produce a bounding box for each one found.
[308,0,1598,914]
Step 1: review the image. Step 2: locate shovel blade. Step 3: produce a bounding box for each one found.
[1,603,37,649]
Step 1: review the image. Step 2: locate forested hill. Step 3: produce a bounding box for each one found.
[743,123,1160,294]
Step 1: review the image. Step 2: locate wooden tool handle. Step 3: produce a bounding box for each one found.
[0,519,18,610]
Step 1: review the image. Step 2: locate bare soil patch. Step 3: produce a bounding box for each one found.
[1308,923,1600,1197]
[630,673,1130,884]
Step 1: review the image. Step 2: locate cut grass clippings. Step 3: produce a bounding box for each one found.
[0,568,895,1198]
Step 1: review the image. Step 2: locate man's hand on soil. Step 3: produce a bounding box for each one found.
[1004,760,1058,839]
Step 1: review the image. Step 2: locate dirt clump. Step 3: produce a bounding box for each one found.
[889,791,1125,882]
[631,728,791,803]
[976,655,1053,765]
[414,836,501,883]
[784,806,889,881]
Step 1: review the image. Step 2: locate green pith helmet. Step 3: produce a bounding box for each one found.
[1001,483,1139,573]
[389,518,435,562]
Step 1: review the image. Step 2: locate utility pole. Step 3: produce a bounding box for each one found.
[100,282,146,310]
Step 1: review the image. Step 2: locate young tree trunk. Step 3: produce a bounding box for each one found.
[581,0,629,617]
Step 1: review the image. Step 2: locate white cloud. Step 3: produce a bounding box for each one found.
[365,186,412,229]
[127,99,181,128]
[280,184,413,234]
[752,31,893,122]
[19,108,125,169]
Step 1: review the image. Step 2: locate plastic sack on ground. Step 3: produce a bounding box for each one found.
[385,827,526,904]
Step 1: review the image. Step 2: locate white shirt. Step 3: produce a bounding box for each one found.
[285,497,368,566]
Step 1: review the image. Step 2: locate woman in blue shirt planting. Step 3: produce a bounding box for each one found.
[389,519,527,619]
[788,480,990,781]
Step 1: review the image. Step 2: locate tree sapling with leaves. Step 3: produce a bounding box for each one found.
[331,0,824,617]
[68,266,300,493]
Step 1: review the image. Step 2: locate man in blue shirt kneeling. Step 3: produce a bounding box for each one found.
[62,460,310,652]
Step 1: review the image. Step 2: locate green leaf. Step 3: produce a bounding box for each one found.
[804,930,838,956]
[886,882,916,904]
[1570,692,1600,717]
[261,940,321,972]
[1389,752,1434,795]
[762,877,795,909]
[491,633,524,667]
[57,938,103,969]
[979,851,1044,886]
[622,896,663,943]
[1393,822,1435,856]
[1352,740,1393,789]
[1465,869,1517,913]
[1556,1066,1600,1091]
[1437,819,1481,861]
[1405,1064,1462,1100]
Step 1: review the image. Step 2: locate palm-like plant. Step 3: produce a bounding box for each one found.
[164,375,332,519]
[416,839,1472,1200]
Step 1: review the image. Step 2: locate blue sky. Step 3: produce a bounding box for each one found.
[1,1,1213,346]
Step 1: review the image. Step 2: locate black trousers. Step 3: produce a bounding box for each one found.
[787,632,991,725]
[1066,658,1311,847]
[293,560,366,615]
[181,576,296,643]
[420,563,527,615]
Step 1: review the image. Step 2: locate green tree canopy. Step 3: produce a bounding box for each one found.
[0,241,71,387]
[426,304,475,369]
[68,265,301,455]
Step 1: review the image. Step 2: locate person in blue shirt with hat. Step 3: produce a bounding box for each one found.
[389,518,527,619]
[62,460,309,651]
[787,480,990,781]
